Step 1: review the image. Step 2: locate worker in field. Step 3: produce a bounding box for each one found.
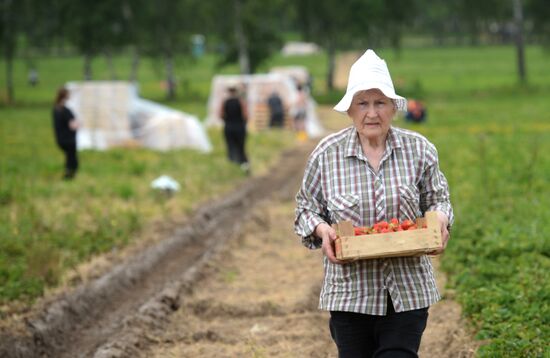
[219,86,250,175]
[52,87,79,180]
[292,83,308,142]
[295,49,453,357]
[267,90,285,128]
[405,99,427,123]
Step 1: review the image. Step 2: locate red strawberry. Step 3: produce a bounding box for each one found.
[400,219,414,230]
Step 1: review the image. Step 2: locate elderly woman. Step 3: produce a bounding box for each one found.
[295,49,453,357]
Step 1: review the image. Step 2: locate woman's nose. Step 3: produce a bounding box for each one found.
[366,105,378,117]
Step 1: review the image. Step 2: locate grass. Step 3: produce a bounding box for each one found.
[0,52,295,305]
[388,46,550,357]
[1,44,550,356]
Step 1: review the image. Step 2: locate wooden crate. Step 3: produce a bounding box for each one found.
[333,211,442,260]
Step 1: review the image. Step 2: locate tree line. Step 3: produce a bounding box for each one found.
[1,0,548,104]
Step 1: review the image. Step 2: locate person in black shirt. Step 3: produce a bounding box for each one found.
[219,86,250,174]
[267,91,284,128]
[52,87,79,179]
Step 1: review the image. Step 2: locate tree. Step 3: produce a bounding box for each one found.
[295,0,414,90]
[525,0,550,46]
[63,0,132,80]
[139,0,204,100]
[207,0,285,74]
[512,0,526,83]
[1,0,24,104]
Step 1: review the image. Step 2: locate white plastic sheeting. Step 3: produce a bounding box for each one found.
[270,66,311,86]
[151,175,181,192]
[129,97,212,152]
[65,81,211,152]
[281,42,321,56]
[205,72,324,138]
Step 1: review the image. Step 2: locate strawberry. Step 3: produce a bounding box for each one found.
[377,221,389,230]
[389,218,400,231]
[400,219,414,230]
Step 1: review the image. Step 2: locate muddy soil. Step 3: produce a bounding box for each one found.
[144,168,478,358]
[0,139,319,358]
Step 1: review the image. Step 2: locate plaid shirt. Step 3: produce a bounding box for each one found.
[295,126,453,315]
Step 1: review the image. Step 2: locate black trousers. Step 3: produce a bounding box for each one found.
[59,142,78,176]
[269,113,284,127]
[223,126,248,165]
[329,297,428,358]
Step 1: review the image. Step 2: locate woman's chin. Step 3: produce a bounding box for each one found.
[359,128,384,138]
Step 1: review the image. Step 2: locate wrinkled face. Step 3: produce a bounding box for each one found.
[347,89,396,142]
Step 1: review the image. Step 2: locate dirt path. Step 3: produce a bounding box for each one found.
[0,141,319,358]
[143,165,477,357]
[143,54,479,357]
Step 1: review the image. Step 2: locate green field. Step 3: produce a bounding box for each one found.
[1,46,549,356]
[0,52,296,303]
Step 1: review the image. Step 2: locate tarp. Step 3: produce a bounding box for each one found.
[270,66,311,86]
[65,81,212,152]
[281,42,321,56]
[205,72,324,138]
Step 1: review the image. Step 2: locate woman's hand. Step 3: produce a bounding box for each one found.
[429,211,450,255]
[315,223,345,264]
[69,119,79,131]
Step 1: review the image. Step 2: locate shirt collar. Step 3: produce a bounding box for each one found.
[345,126,403,160]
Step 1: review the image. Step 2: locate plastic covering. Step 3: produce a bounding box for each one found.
[65,81,212,152]
[281,42,321,56]
[205,70,324,138]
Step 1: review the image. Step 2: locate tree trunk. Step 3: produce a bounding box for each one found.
[326,40,336,91]
[390,29,402,60]
[165,53,176,100]
[105,49,117,80]
[3,0,15,104]
[513,0,526,83]
[84,54,93,80]
[130,48,140,83]
[234,0,250,74]
[5,54,14,104]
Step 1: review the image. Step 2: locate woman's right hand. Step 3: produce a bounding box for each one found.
[315,223,345,264]
[69,119,79,131]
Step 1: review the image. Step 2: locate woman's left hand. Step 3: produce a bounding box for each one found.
[428,211,449,255]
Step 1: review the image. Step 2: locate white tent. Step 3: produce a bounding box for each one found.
[281,42,321,56]
[270,65,311,86]
[205,72,324,138]
[65,81,212,152]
